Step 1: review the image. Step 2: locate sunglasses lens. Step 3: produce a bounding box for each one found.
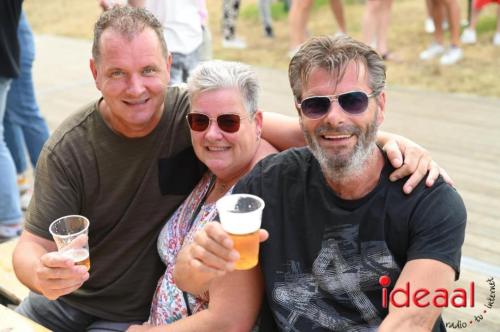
[187,113,209,132]
[338,92,369,114]
[301,97,331,119]
[217,114,240,133]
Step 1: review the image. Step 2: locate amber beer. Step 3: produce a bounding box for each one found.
[228,230,260,270]
[63,248,91,271]
[216,194,265,270]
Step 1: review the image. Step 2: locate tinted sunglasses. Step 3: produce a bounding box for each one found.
[186,113,247,133]
[298,91,376,119]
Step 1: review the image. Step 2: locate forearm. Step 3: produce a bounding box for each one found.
[144,309,243,332]
[379,260,453,332]
[13,237,51,293]
[380,312,433,332]
[261,112,305,151]
[149,269,262,332]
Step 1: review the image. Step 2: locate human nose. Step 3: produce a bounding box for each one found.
[204,118,224,139]
[126,74,146,96]
[324,97,346,124]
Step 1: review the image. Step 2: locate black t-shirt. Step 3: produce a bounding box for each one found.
[0,0,22,78]
[234,147,466,331]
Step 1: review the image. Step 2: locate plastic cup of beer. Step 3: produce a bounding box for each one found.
[216,194,265,270]
[49,215,90,270]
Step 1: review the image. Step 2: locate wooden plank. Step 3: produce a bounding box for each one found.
[0,239,30,305]
[442,269,499,331]
[0,304,50,331]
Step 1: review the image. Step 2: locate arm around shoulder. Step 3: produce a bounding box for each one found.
[261,112,305,151]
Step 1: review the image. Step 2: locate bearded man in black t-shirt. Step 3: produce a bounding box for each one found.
[176,35,466,332]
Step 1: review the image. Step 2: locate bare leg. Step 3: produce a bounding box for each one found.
[425,0,433,17]
[329,0,346,33]
[288,0,313,51]
[431,0,445,45]
[376,0,393,55]
[362,0,380,47]
[468,7,479,30]
[442,0,461,46]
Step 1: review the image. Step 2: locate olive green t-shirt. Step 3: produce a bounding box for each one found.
[25,86,205,321]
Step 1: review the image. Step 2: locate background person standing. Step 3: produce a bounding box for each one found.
[0,0,24,241]
[4,11,50,211]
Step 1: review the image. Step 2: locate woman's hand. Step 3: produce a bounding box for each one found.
[379,133,453,194]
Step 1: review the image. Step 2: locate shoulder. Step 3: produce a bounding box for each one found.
[165,84,190,112]
[44,101,99,154]
[251,147,313,177]
[236,147,315,192]
[403,174,466,218]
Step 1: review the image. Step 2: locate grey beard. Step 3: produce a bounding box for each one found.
[304,117,379,184]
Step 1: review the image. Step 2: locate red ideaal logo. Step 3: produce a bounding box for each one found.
[379,275,496,329]
[378,275,475,308]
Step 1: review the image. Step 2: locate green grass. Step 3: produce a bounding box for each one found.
[240,1,290,21]
[476,15,498,33]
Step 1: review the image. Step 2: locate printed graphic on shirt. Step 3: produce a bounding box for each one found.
[272,224,401,331]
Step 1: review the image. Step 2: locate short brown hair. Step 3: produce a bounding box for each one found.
[288,35,386,102]
[92,6,168,64]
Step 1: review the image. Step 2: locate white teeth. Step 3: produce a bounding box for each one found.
[323,134,351,139]
[207,146,229,151]
[125,99,148,105]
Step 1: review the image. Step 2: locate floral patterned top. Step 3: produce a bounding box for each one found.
[148,172,233,325]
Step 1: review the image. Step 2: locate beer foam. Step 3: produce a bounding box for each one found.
[216,194,265,235]
[62,248,89,262]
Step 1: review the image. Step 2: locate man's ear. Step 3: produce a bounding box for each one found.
[90,58,100,90]
[165,52,172,83]
[376,91,386,126]
[254,110,264,135]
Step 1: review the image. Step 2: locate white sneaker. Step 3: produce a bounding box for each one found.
[222,37,247,49]
[17,174,30,193]
[333,31,346,38]
[425,17,435,33]
[439,47,463,65]
[461,28,477,44]
[420,43,445,60]
[493,32,500,46]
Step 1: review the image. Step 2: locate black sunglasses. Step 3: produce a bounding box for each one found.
[298,91,376,119]
[186,113,247,133]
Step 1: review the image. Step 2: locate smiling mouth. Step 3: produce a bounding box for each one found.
[123,98,150,106]
[206,146,230,152]
[321,134,353,141]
